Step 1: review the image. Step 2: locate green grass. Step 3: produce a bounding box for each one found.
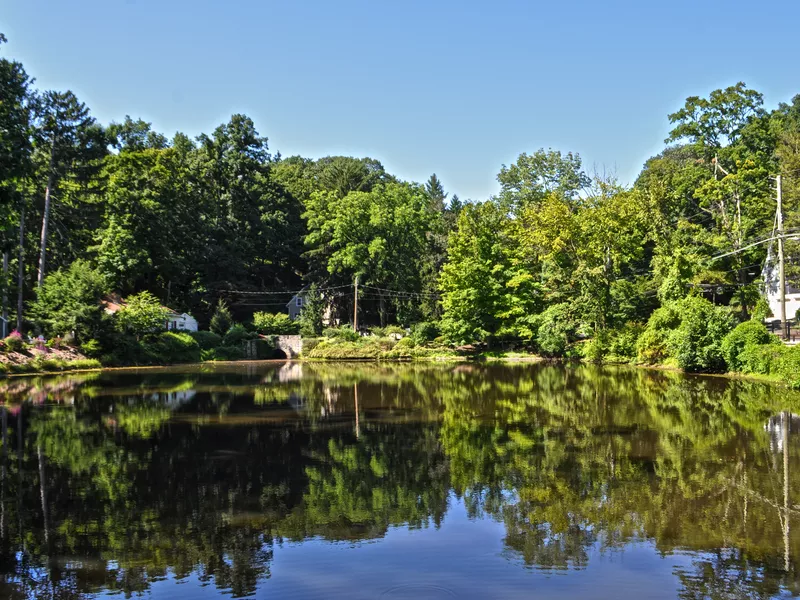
[0,357,102,375]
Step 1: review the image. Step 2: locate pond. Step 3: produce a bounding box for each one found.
[1,361,799,599]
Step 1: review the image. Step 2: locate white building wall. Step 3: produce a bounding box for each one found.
[167,314,199,332]
[762,247,800,322]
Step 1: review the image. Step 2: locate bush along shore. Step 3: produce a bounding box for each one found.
[575,297,800,388]
[3,301,798,391]
[3,61,800,392]
[298,310,800,389]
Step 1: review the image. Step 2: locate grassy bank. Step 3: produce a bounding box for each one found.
[302,335,460,361]
[0,356,102,376]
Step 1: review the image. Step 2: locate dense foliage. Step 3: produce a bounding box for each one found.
[1,32,799,376]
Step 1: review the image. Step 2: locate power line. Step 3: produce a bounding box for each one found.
[360,285,440,298]
[214,284,352,295]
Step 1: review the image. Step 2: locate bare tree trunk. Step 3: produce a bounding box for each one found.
[37,140,57,289]
[37,176,54,288]
[16,202,25,332]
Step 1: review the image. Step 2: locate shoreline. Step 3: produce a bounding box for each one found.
[0,353,789,388]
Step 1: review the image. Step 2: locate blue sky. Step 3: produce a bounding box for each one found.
[4,0,799,200]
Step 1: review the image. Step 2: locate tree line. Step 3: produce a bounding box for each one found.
[2,34,800,363]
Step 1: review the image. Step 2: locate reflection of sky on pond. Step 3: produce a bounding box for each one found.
[143,493,694,599]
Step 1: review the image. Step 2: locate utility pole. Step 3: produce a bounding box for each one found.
[778,175,787,339]
[353,275,359,333]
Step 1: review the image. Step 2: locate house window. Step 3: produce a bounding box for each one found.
[296,297,303,307]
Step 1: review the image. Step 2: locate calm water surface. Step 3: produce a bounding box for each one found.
[0,361,799,599]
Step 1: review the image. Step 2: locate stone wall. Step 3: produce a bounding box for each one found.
[276,335,303,358]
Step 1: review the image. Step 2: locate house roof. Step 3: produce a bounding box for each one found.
[286,286,309,307]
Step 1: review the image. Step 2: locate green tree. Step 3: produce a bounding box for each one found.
[297,284,325,336]
[115,291,168,339]
[0,34,34,332]
[28,259,108,341]
[439,200,518,343]
[252,312,299,335]
[0,33,32,208]
[107,115,168,151]
[33,90,107,287]
[497,148,590,209]
[192,114,304,296]
[304,182,433,325]
[210,300,233,335]
[94,139,199,302]
[666,82,765,151]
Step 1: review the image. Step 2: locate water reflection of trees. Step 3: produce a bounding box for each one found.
[0,364,798,598]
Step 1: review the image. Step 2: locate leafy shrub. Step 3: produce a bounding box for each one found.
[411,322,440,345]
[141,332,201,364]
[297,284,325,337]
[721,320,779,372]
[323,326,360,342]
[189,330,222,350]
[582,331,610,363]
[210,301,233,336]
[394,336,416,349]
[300,337,323,354]
[33,358,64,372]
[305,338,390,359]
[47,337,65,350]
[80,339,102,357]
[737,344,800,388]
[203,345,246,361]
[637,304,680,364]
[252,312,300,335]
[774,347,800,388]
[3,331,24,352]
[608,323,644,362]
[68,358,102,370]
[116,291,169,338]
[223,324,251,346]
[666,296,734,373]
[27,260,108,343]
[751,297,772,321]
[738,343,782,376]
[99,332,145,365]
[370,325,406,337]
[536,303,577,357]
[7,362,35,374]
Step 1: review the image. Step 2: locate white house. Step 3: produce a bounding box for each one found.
[166,311,199,332]
[104,294,199,332]
[762,247,800,323]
